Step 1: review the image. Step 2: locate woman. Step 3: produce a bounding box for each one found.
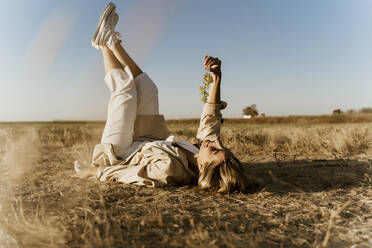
[74,2,250,193]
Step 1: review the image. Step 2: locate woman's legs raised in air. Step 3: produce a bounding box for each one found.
[94,2,164,157]
[91,2,160,116]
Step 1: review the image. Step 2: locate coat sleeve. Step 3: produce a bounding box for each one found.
[196,101,227,142]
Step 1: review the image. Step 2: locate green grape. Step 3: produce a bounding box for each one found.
[202,72,213,85]
[199,72,213,103]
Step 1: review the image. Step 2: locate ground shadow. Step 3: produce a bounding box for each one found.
[242,159,372,193]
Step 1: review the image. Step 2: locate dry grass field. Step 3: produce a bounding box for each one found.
[0,117,371,247]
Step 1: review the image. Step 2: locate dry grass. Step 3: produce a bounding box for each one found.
[0,128,66,247]
[170,122,372,163]
[167,113,372,125]
[0,120,371,247]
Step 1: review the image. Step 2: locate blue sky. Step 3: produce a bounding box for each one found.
[0,0,371,121]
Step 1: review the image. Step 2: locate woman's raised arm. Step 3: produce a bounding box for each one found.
[196,56,224,142]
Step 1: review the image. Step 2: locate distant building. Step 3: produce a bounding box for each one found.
[243,115,252,119]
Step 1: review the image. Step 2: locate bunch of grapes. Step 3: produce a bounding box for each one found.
[199,72,213,103]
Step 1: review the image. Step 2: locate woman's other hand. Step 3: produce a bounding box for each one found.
[71,167,98,179]
[204,55,221,76]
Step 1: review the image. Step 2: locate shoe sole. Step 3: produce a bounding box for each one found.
[91,2,116,45]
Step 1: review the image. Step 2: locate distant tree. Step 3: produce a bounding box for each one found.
[243,104,259,117]
[332,109,342,115]
[359,107,372,114]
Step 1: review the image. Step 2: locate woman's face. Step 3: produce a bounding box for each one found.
[196,139,231,170]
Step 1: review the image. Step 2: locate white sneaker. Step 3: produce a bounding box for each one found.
[91,2,121,50]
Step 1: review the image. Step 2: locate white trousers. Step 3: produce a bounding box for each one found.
[101,67,159,158]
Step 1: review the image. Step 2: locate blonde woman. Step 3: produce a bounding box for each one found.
[74,2,251,193]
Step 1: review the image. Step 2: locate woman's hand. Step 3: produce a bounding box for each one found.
[204,55,221,76]
[71,167,98,179]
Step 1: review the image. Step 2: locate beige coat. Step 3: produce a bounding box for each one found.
[92,102,226,187]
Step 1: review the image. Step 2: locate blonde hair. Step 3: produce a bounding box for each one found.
[198,155,250,193]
